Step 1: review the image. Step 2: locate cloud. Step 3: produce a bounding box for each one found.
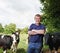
[0,0,42,28]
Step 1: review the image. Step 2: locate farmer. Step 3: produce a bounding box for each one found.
[28,14,46,53]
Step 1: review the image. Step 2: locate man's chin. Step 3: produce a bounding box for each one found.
[35,23,40,25]
[36,22,40,24]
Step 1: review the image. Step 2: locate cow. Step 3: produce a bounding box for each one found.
[0,30,20,53]
[11,31,20,52]
[45,32,60,53]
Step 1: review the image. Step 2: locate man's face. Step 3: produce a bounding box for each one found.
[34,16,41,24]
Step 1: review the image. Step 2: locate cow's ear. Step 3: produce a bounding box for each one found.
[51,35,54,38]
[15,32,19,35]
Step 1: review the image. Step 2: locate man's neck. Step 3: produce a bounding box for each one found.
[35,23,41,26]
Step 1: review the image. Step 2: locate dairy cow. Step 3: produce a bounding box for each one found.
[0,31,20,53]
[45,32,60,53]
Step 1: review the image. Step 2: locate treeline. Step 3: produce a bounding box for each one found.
[0,23,16,34]
[40,0,60,33]
[0,23,28,34]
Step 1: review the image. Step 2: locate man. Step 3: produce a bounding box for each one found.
[28,14,45,53]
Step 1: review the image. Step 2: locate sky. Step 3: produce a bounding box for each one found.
[0,0,43,28]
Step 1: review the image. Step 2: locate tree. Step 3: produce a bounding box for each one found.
[21,27,28,34]
[0,23,4,33]
[4,23,16,34]
[40,0,60,32]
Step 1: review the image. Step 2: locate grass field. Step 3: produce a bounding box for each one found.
[17,34,28,53]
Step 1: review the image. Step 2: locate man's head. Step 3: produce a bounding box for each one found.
[34,14,41,24]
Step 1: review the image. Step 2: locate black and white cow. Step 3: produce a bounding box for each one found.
[0,31,20,53]
[11,31,20,52]
[45,32,60,53]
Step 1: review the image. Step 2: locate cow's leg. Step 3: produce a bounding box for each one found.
[13,45,17,52]
[3,50,6,53]
[49,45,53,53]
[55,51,57,53]
[3,46,7,53]
[55,47,58,53]
[49,49,52,53]
[55,49,58,53]
[13,43,18,52]
[49,48,52,53]
[11,44,17,53]
[48,48,52,53]
[11,45,14,52]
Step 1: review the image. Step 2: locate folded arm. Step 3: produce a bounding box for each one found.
[28,29,45,35]
[28,31,37,35]
[32,29,45,34]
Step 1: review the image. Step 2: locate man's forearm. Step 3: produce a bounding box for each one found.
[35,30,45,34]
[28,31,37,35]
[32,30,45,34]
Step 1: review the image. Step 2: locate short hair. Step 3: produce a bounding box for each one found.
[35,14,41,18]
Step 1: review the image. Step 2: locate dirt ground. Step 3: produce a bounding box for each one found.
[43,49,60,53]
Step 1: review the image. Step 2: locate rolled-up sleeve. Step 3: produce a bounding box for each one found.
[28,24,33,31]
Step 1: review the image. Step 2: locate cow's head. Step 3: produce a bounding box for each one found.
[12,30,20,45]
[11,30,20,52]
[45,33,52,45]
